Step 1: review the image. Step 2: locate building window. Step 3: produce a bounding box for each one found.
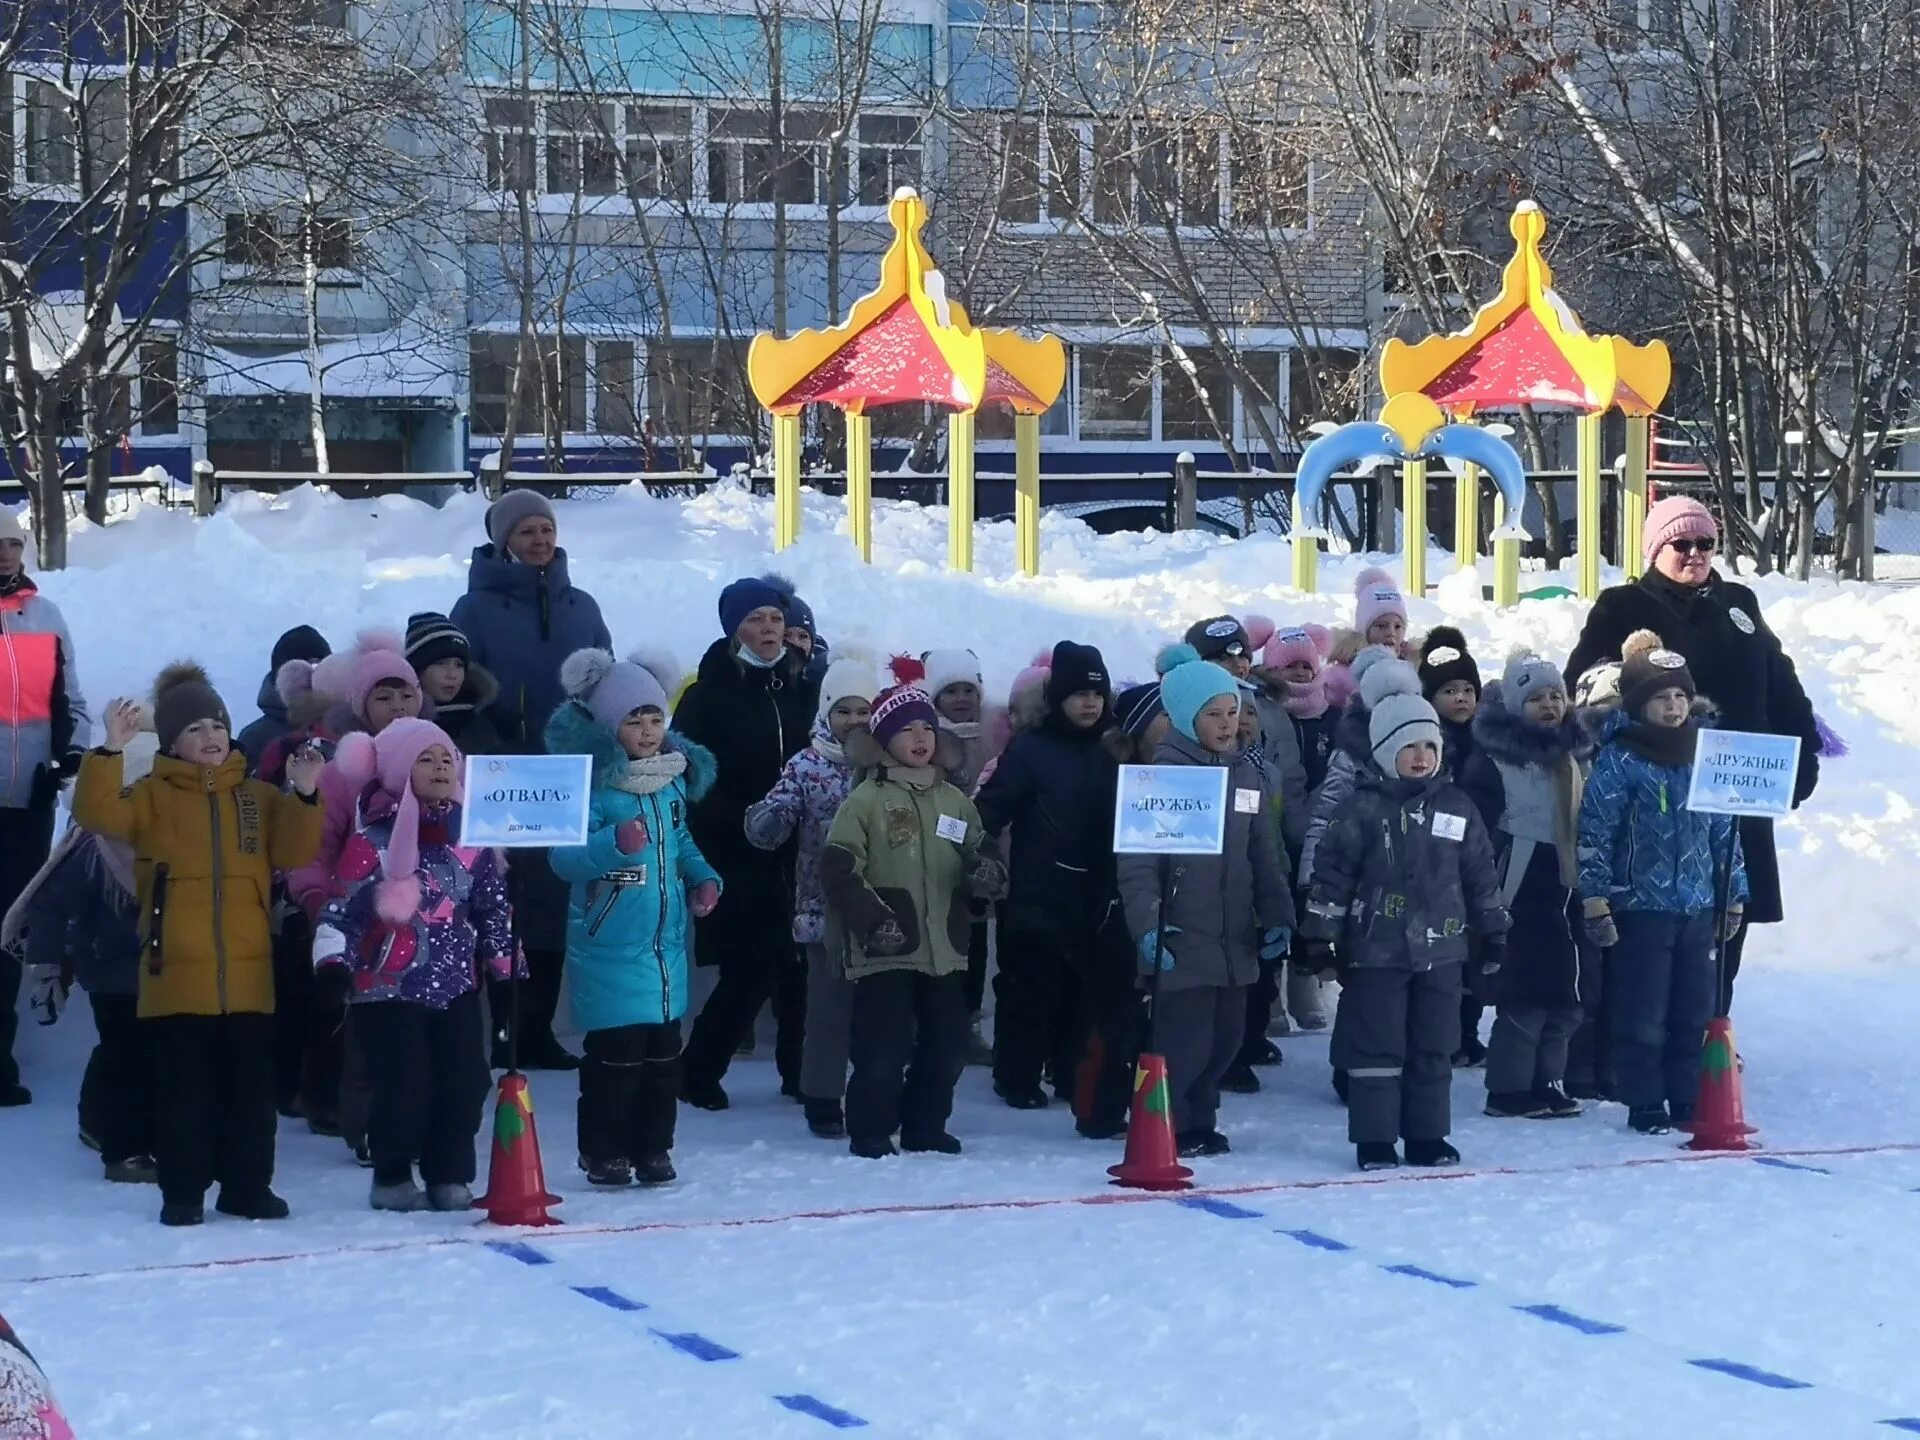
[470,333,631,437]
[857,114,921,205]
[222,211,355,272]
[625,105,691,201]
[482,97,535,192]
[708,107,840,206]
[23,79,76,185]
[1160,349,1238,441]
[545,98,620,196]
[1078,345,1153,440]
[138,337,179,435]
[997,119,1082,225]
[594,340,637,435]
[1386,26,1463,79]
[647,338,752,438]
[1230,129,1310,231]
[1084,122,1226,229]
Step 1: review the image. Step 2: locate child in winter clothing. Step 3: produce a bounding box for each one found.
[1577,631,1746,1135]
[1118,651,1294,1158]
[1353,567,1409,654]
[1300,659,1508,1172]
[1418,625,1487,1065]
[237,626,330,771]
[1222,686,1293,1091]
[822,687,1005,1158]
[3,716,161,1183]
[548,649,722,1187]
[918,648,1001,1052]
[75,665,326,1226]
[975,642,1122,1113]
[407,611,508,756]
[1190,618,1309,858]
[1460,653,1594,1119]
[746,654,880,1140]
[318,719,516,1211]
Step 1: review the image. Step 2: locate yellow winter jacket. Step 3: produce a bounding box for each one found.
[73,749,325,1018]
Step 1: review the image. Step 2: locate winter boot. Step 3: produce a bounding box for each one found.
[1534,1082,1583,1118]
[1565,1079,1610,1102]
[370,1179,428,1212]
[78,1127,101,1152]
[681,1078,730,1112]
[993,1082,1049,1111]
[1356,1142,1400,1172]
[1404,1138,1461,1167]
[1075,1116,1128,1141]
[1219,1066,1261,1095]
[104,1155,159,1185]
[901,1132,963,1155]
[0,1083,30,1107]
[583,1156,633,1187]
[635,1154,677,1186]
[849,1135,897,1159]
[1176,1130,1230,1159]
[1452,1037,1488,1068]
[779,1075,803,1101]
[804,1099,846,1139]
[160,1200,204,1226]
[216,1188,291,1221]
[428,1183,474,1212]
[1485,1090,1550,1119]
[1249,1038,1284,1068]
[349,1139,373,1168]
[1630,1105,1673,1135]
[305,1110,343,1139]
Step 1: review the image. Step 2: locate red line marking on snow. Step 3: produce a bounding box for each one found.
[12,1139,1918,1288]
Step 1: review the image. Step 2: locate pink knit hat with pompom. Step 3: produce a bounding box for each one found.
[331,717,463,894]
[1263,623,1328,673]
[1353,567,1407,636]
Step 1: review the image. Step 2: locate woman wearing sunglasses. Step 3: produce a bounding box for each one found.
[1566,495,1822,1012]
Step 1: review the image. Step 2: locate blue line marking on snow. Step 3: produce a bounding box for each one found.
[1752,1157,1831,1175]
[1514,1304,1626,1336]
[653,1330,741,1362]
[572,1285,647,1312]
[1382,1263,1477,1289]
[1879,1420,1920,1433]
[776,1394,870,1429]
[483,1240,553,1266]
[1687,1358,1811,1390]
[1279,1229,1353,1252]
[1178,1196,1264,1220]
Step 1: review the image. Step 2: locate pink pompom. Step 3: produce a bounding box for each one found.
[331,731,379,792]
[1242,614,1276,652]
[374,874,422,925]
[1323,663,1359,709]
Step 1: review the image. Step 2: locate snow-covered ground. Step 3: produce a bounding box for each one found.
[8,483,1920,1437]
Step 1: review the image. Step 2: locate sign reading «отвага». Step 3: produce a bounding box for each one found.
[458,753,593,848]
[1113,765,1231,856]
[1685,729,1803,821]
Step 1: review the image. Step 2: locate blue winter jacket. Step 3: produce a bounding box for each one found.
[1577,709,1748,916]
[451,545,612,754]
[547,701,722,1031]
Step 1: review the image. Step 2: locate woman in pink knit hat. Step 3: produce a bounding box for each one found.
[1565,493,1822,1017]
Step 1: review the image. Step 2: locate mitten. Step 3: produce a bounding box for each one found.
[689,880,720,918]
[1298,936,1338,976]
[615,817,650,855]
[1720,905,1744,941]
[969,854,1009,902]
[1136,928,1179,974]
[1259,927,1291,962]
[1480,935,1507,976]
[27,964,66,1026]
[312,924,348,967]
[1583,899,1618,950]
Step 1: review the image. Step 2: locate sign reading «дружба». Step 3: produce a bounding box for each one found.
[458,753,594,847]
[1113,765,1231,857]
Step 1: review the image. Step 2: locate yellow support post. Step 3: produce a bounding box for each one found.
[1622,414,1650,580]
[1492,489,1521,607]
[1291,488,1318,594]
[845,410,873,563]
[1402,458,1428,598]
[948,410,976,573]
[1577,410,1603,599]
[1014,411,1041,577]
[1455,461,1480,573]
[772,411,802,551]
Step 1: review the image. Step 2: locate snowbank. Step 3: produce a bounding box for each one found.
[32,482,1920,970]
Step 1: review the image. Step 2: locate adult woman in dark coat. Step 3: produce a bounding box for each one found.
[1565,496,1820,1010]
[451,489,612,1068]
[675,577,819,1108]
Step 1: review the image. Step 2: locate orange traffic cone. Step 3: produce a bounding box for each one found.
[1108,1054,1194,1191]
[473,1071,563,1225]
[1678,1017,1756,1151]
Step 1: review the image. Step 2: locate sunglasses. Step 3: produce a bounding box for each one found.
[1669,537,1715,555]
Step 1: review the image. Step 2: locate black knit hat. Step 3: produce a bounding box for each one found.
[405,612,471,673]
[1620,629,1696,716]
[1045,641,1111,707]
[1184,615,1251,664]
[269,625,330,674]
[1418,625,1482,700]
[1114,682,1165,738]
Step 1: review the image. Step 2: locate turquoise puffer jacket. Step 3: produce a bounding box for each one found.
[547,701,721,1031]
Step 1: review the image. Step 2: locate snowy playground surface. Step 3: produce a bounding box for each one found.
[9,484,1920,1436]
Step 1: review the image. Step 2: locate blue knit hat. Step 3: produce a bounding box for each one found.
[718,577,786,638]
[1160,657,1240,741]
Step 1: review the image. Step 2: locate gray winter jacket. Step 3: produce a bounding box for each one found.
[1249,687,1310,860]
[1117,731,1294,992]
[1302,768,1509,971]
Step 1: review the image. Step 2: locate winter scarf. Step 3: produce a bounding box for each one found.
[611,749,689,797]
[811,718,848,767]
[1619,718,1699,768]
[1282,672,1331,719]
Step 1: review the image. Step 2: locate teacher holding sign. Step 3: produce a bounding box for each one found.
[1566,497,1821,1008]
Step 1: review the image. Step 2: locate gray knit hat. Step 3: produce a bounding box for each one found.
[1364,660,1441,774]
[486,489,557,550]
[1500,650,1567,711]
[0,508,24,547]
[560,647,678,731]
